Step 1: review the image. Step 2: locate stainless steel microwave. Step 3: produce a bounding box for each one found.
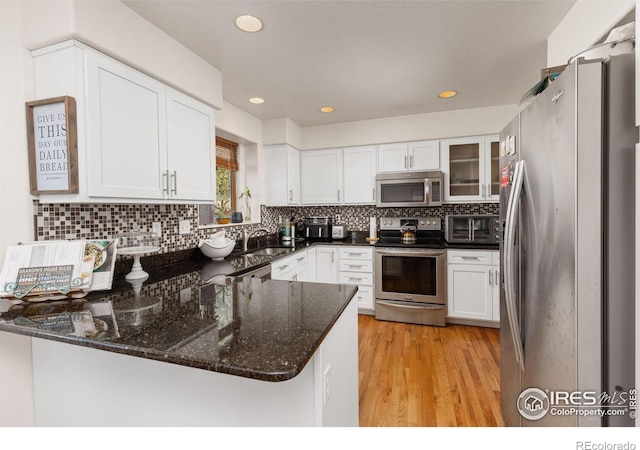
[376,171,443,208]
[445,215,499,244]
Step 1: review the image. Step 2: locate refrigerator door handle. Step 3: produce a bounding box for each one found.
[504,160,525,371]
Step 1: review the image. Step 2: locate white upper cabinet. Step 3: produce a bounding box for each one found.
[441,134,499,202]
[86,52,167,200]
[377,140,439,173]
[263,144,300,206]
[165,88,216,201]
[343,145,377,204]
[300,148,343,204]
[33,40,217,204]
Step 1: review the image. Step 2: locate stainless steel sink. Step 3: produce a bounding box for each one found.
[245,247,293,257]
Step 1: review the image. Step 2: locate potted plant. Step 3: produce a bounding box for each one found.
[214,199,232,224]
[239,187,252,222]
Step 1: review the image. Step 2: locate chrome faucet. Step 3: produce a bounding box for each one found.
[243,228,270,252]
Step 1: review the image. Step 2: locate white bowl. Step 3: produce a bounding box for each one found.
[210,230,226,240]
[199,239,235,260]
[209,237,229,247]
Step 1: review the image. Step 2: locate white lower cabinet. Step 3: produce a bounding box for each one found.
[271,250,309,281]
[338,247,374,312]
[446,249,499,324]
[315,247,339,283]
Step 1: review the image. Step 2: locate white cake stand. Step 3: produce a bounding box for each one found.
[119,245,160,280]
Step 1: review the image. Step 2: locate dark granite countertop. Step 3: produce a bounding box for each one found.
[0,253,358,382]
[444,242,499,251]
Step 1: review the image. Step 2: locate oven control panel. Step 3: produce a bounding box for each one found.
[379,217,441,231]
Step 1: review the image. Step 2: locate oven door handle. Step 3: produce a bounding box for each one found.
[377,300,444,310]
[375,249,444,257]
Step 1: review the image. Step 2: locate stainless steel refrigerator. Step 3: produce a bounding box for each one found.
[499,53,636,427]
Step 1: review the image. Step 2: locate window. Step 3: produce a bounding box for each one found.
[215,137,238,218]
[198,137,239,226]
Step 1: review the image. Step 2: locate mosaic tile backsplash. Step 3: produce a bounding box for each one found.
[32,200,498,254]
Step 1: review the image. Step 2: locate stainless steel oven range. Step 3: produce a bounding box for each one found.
[374,217,446,327]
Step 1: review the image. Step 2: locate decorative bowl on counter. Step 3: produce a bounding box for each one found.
[199,238,236,260]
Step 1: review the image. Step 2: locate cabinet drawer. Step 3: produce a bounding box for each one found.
[338,259,373,273]
[271,251,307,278]
[339,272,373,286]
[338,247,373,261]
[447,249,493,265]
[353,286,374,310]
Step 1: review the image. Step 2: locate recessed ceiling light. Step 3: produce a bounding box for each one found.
[248,97,265,104]
[439,90,457,99]
[235,15,263,32]
[320,106,335,113]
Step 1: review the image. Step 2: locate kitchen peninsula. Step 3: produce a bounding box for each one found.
[0,255,359,426]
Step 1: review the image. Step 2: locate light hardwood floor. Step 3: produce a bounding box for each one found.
[358,315,504,427]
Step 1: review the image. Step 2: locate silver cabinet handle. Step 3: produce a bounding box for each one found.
[296,257,305,262]
[289,189,293,202]
[346,252,363,257]
[278,264,289,271]
[495,269,499,284]
[347,277,364,281]
[404,155,408,169]
[170,170,177,195]
[337,189,341,201]
[468,219,472,241]
[347,264,364,269]
[460,256,480,260]
[162,170,169,195]
[482,184,486,198]
[331,250,335,264]
[488,270,492,285]
[372,187,376,202]
[410,153,414,168]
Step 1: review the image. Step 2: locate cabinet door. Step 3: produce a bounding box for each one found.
[287,146,301,205]
[407,140,439,171]
[491,251,500,321]
[447,263,493,321]
[86,52,167,199]
[485,136,500,201]
[315,247,339,283]
[307,248,317,282]
[300,149,343,204]
[442,137,483,202]
[166,88,216,201]
[343,146,376,204]
[377,143,408,173]
[263,145,300,206]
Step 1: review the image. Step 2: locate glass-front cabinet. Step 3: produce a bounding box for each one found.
[441,135,499,202]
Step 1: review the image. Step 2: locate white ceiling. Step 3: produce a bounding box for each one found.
[122,0,576,127]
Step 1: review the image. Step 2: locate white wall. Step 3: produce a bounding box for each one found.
[547,0,635,67]
[263,118,303,149]
[301,104,519,150]
[0,1,36,427]
[21,0,223,110]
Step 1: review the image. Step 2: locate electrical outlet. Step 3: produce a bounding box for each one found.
[323,364,332,406]
[152,222,162,237]
[335,214,341,224]
[179,287,192,304]
[179,220,191,235]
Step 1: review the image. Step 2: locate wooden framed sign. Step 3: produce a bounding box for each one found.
[25,96,78,194]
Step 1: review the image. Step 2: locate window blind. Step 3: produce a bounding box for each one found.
[216,137,238,171]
